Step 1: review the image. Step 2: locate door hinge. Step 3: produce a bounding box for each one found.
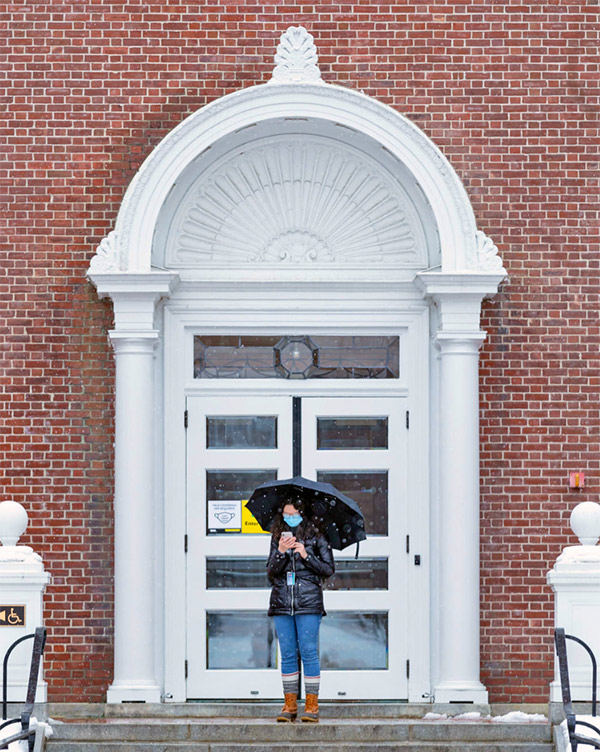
[406,659,410,679]
[184,534,188,553]
[406,535,410,554]
[406,410,410,429]
[184,410,189,429]
[185,660,188,679]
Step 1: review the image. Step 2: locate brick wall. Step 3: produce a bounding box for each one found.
[2,2,598,702]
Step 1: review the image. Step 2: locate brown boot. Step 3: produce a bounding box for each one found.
[301,693,319,723]
[276,693,297,722]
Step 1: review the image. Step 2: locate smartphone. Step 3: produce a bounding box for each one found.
[281,531,293,539]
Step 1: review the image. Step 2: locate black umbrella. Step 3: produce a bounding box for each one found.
[246,475,367,552]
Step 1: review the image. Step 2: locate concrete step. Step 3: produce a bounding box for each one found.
[46,717,554,751]
[47,743,555,752]
[44,701,553,719]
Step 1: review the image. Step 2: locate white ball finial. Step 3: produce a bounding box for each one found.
[0,501,28,547]
[570,502,600,546]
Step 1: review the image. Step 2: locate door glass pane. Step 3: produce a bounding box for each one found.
[325,559,388,590]
[207,612,277,669]
[206,557,388,590]
[207,558,270,589]
[317,417,388,450]
[320,612,388,670]
[317,471,388,536]
[206,470,277,535]
[206,416,277,448]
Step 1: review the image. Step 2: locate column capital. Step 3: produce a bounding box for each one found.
[109,330,160,354]
[435,331,487,354]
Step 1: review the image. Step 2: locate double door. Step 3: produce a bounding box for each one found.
[185,394,408,699]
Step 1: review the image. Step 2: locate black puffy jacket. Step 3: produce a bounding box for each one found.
[267,525,335,616]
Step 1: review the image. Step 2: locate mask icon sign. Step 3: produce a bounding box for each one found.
[214,511,235,524]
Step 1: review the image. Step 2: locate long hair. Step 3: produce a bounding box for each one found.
[270,497,323,542]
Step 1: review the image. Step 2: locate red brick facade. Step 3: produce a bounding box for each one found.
[2,2,598,702]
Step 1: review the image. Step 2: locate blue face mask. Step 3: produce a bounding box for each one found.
[283,513,302,528]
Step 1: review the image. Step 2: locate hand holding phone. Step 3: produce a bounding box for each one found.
[279,531,295,553]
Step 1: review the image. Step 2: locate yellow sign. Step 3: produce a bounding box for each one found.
[0,606,25,627]
[241,500,270,534]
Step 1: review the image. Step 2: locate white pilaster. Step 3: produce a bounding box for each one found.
[417,271,504,703]
[88,271,178,703]
[434,332,488,703]
[107,331,161,702]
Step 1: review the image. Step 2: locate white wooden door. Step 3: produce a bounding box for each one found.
[186,396,293,698]
[186,395,408,699]
[301,397,408,699]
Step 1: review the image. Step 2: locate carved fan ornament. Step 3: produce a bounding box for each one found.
[89,230,119,272]
[166,141,422,267]
[270,26,322,84]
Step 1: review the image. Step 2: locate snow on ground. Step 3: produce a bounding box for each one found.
[559,716,600,752]
[0,717,53,751]
[422,710,547,722]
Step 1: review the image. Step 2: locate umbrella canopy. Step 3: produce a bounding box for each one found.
[246,475,367,551]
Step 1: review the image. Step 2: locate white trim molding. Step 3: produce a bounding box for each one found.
[85,26,508,705]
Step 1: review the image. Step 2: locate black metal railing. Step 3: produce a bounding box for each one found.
[0,627,47,752]
[555,627,600,751]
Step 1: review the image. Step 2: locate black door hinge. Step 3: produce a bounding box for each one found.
[406,535,410,554]
[406,659,410,679]
[184,410,189,429]
[184,534,188,553]
[406,410,410,429]
[185,660,188,679]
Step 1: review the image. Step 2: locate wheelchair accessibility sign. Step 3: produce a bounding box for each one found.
[0,606,25,626]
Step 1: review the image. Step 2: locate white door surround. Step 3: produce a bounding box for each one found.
[87,26,507,704]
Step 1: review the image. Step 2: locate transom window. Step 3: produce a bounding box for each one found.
[193,335,399,379]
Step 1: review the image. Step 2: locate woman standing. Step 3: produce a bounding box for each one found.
[267,498,335,723]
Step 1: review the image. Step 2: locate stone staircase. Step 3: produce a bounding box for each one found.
[45,703,556,752]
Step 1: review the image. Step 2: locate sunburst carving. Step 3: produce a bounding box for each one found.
[167,140,423,267]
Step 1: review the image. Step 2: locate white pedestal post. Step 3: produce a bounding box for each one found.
[89,272,178,703]
[548,502,600,702]
[0,501,50,703]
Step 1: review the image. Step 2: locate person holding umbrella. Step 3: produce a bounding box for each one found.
[266,497,334,723]
[247,476,366,723]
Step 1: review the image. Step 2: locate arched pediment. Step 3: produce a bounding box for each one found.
[89,26,505,277]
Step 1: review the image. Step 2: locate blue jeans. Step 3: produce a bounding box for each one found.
[273,614,322,677]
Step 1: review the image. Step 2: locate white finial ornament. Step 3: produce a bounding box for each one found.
[0,501,28,547]
[270,26,323,84]
[0,500,43,567]
[570,501,600,546]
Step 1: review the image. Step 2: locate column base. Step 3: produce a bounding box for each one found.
[434,681,489,704]
[107,682,162,704]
